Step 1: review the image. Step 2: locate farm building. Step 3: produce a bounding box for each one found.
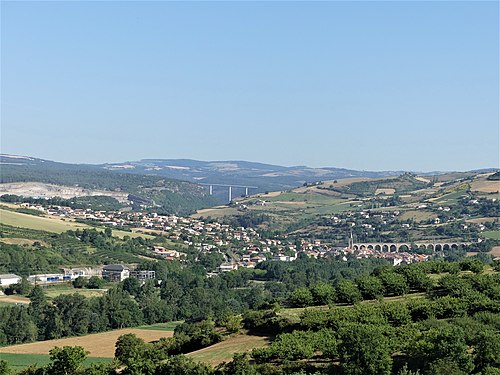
[102,264,130,282]
[0,274,21,286]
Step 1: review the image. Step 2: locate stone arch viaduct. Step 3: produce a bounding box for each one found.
[351,242,472,253]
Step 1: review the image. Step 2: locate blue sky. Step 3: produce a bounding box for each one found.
[1,1,498,171]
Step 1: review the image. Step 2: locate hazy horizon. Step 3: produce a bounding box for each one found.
[2,1,499,171]
[1,152,497,174]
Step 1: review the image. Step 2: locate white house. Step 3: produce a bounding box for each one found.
[0,274,21,286]
[219,263,238,272]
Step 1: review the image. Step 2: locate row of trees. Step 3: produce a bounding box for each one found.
[244,271,499,374]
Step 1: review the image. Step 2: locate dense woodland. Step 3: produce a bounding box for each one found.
[1,257,499,374]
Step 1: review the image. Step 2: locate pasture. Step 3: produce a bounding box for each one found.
[42,286,108,299]
[0,237,49,247]
[137,321,182,331]
[0,353,112,370]
[482,230,500,240]
[0,208,88,233]
[470,179,500,193]
[0,208,153,239]
[187,334,271,365]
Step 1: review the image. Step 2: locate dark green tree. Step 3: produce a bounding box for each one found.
[339,325,392,375]
[336,280,362,304]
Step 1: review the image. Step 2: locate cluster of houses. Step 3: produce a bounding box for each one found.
[13,200,477,275]
[0,265,155,287]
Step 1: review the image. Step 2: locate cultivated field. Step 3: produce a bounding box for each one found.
[187,334,271,365]
[488,246,500,258]
[0,237,49,246]
[0,208,153,239]
[0,208,88,233]
[42,286,108,299]
[0,295,30,306]
[0,353,111,370]
[0,328,174,358]
[483,230,500,240]
[469,179,500,193]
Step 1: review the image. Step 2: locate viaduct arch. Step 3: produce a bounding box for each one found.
[351,242,470,253]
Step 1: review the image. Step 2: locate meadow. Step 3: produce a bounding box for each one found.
[187,334,271,365]
[0,353,112,370]
[0,208,153,239]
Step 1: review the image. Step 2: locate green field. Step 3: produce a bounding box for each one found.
[42,285,108,299]
[482,230,500,240]
[137,321,183,331]
[0,353,112,370]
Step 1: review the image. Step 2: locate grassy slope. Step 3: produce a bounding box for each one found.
[187,334,271,365]
[0,207,153,239]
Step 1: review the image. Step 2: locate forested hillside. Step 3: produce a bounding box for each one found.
[0,156,219,215]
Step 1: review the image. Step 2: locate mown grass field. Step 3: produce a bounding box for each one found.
[0,207,152,239]
[0,328,174,358]
[137,321,182,331]
[42,286,108,299]
[482,230,500,240]
[187,334,271,365]
[0,208,88,233]
[0,353,112,370]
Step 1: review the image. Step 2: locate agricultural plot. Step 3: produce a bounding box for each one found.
[397,209,436,222]
[0,295,30,306]
[0,208,152,239]
[137,321,182,331]
[0,208,88,233]
[470,179,500,193]
[0,353,111,370]
[0,328,174,358]
[0,237,49,246]
[489,246,500,258]
[42,286,107,299]
[482,230,500,240]
[187,334,271,365]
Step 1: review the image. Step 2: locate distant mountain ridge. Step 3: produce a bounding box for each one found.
[100,158,407,194]
[1,154,496,204]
